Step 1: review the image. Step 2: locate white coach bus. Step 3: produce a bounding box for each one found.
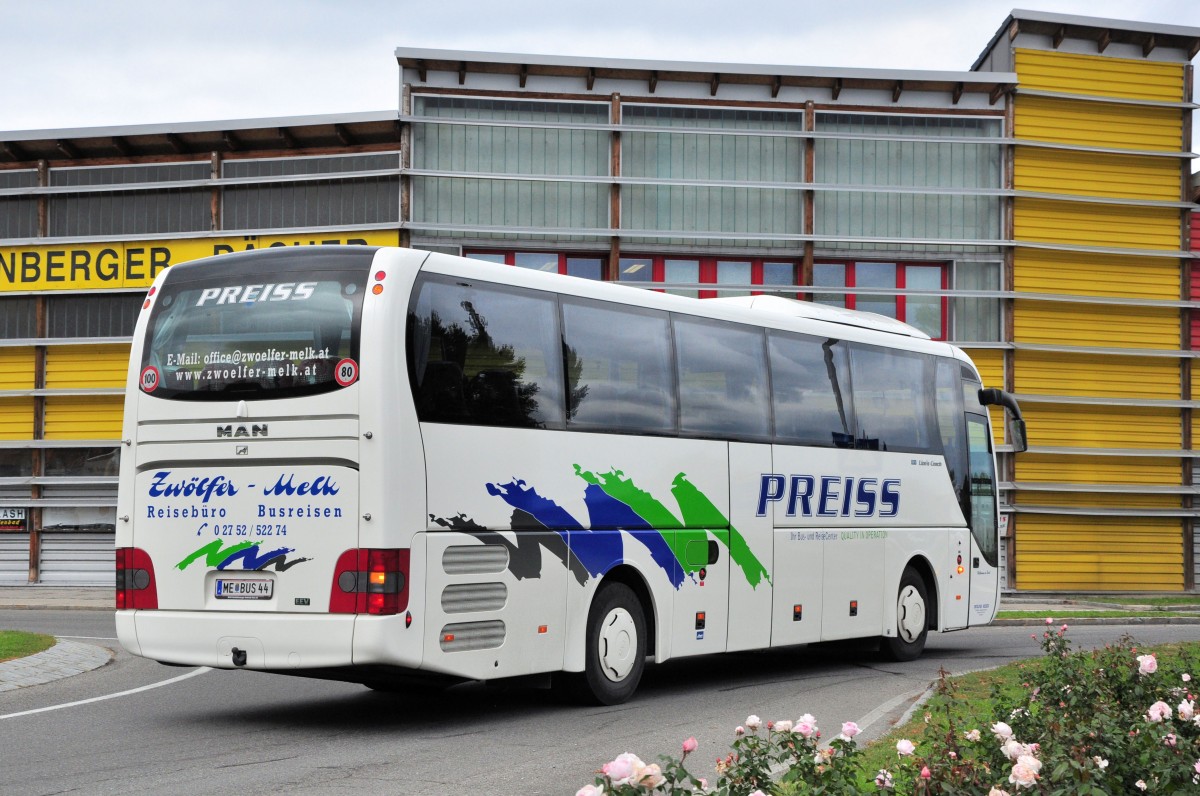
[115,246,1026,704]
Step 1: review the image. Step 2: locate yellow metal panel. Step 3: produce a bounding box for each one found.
[1015,514,1182,591]
[1014,302,1179,349]
[1014,147,1181,201]
[1015,49,1185,102]
[1013,249,1180,300]
[44,396,124,440]
[1014,199,1181,250]
[45,345,132,389]
[1014,491,1179,509]
[0,347,35,390]
[1021,404,1179,450]
[1016,454,1179,485]
[1015,95,1182,152]
[961,348,1004,389]
[1015,351,1179,400]
[0,397,34,440]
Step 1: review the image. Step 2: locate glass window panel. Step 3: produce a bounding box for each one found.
[0,450,32,477]
[44,447,120,477]
[967,415,998,565]
[514,252,559,273]
[466,252,507,263]
[813,263,846,308]
[762,262,794,286]
[905,265,943,338]
[618,258,653,283]
[935,358,968,513]
[716,261,751,298]
[674,316,769,440]
[664,259,699,298]
[954,261,1001,342]
[409,277,563,429]
[770,332,855,448]
[849,345,938,454]
[566,257,603,281]
[854,262,896,318]
[562,299,675,434]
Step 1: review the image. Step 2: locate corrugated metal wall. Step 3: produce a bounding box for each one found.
[1010,47,1189,590]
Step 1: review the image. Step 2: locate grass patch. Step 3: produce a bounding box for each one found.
[857,640,1200,776]
[0,630,55,663]
[996,610,1190,620]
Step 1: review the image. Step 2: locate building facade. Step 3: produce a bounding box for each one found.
[0,11,1197,589]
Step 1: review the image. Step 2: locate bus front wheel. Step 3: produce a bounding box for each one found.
[561,582,647,705]
[882,566,928,661]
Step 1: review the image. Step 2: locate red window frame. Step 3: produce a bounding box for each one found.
[813,260,949,340]
[617,255,801,299]
[463,250,606,280]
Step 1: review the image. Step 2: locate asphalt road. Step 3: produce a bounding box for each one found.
[2,611,1198,796]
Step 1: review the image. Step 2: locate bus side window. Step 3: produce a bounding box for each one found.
[934,358,968,514]
[769,332,855,448]
[848,345,939,454]
[674,316,770,440]
[409,277,564,429]
[561,298,675,434]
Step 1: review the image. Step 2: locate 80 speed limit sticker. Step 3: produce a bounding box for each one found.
[334,358,359,387]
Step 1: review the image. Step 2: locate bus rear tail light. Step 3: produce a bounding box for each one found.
[116,547,158,610]
[329,548,410,616]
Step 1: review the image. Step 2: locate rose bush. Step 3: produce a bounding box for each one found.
[578,623,1200,794]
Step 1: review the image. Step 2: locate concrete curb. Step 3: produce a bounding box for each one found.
[0,638,113,692]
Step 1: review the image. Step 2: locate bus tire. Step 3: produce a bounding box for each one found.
[882,566,928,662]
[563,582,647,705]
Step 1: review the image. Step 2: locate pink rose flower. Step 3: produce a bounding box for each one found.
[1179,700,1196,721]
[1147,701,1172,723]
[964,729,981,742]
[896,739,916,756]
[636,763,664,788]
[841,721,861,738]
[602,752,644,785]
[1009,762,1039,789]
[988,789,1011,796]
[745,715,761,732]
[576,786,602,796]
[1184,673,1192,682]
[735,726,745,737]
[795,718,816,739]
[991,721,1013,741]
[920,766,931,779]
[1137,653,1158,676]
[875,769,894,788]
[682,737,698,754]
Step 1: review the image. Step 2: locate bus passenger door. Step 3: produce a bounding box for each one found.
[966,414,1000,623]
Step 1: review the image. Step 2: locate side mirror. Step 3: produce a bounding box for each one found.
[1009,418,1028,454]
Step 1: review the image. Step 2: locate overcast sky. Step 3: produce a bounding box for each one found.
[1,0,1197,145]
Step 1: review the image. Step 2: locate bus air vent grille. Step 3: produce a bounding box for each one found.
[439,620,506,652]
[442,545,510,574]
[441,582,508,613]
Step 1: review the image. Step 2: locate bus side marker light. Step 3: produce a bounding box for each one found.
[849,600,858,617]
[371,284,384,295]
[956,594,962,601]
[537,625,548,635]
[374,271,386,281]
[957,565,965,574]
[695,612,705,630]
[793,605,803,621]
[405,611,412,628]
[443,633,455,643]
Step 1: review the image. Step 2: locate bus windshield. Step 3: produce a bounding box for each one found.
[139,250,371,401]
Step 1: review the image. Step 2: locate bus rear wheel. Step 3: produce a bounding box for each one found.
[559,582,646,705]
[882,566,928,662]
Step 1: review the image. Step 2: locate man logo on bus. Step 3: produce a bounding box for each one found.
[757,474,900,518]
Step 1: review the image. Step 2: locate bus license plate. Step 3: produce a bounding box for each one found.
[215,578,273,600]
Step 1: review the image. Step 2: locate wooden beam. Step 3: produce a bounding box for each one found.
[519,64,528,88]
[1143,34,1157,57]
[710,73,720,96]
[831,78,842,101]
[333,124,353,146]
[1097,29,1111,53]
[1053,25,1066,49]
[458,61,467,85]
[278,126,297,148]
[952,82,964,105]
[891,80,903,103]
[990,84,1006,106]
[164,133,186,154]
[586,67,596,91]
[111,136,132,156]
[771,75,782,99]
[1190,39,1200,60]
[416,59,427,83]
[54,139,79,159]
[648,70,658,93]
[222,131,240,152]
[2,140,26,161]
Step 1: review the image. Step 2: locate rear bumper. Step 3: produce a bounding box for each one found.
[119,610,418,670]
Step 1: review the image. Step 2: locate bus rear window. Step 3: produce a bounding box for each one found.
[141,266,367,400]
